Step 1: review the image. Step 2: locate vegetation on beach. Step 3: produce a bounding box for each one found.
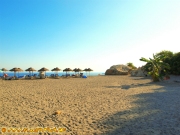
[140,50,180,82]
[127,62,137,69]
[155,50,180,75]
[169,52,180,75]
[140,53,170,82]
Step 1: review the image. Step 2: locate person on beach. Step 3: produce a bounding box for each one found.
[3,73,8,78]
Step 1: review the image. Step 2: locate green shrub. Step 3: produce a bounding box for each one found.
[140,54,170,82]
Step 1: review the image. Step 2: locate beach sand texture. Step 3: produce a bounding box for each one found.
[0,75,180,135]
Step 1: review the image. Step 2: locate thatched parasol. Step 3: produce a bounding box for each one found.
[87,68,93,76]
[1,68,8,73]
[25,67,36,76]
[73,68,78,75]
[17,68,23,77]
[83,68,88,76]
[38,67,49,77]
[76,68,83,75]
[63,68,73,76]
[1,68,8,76]
[9,67,23,77]
[51,67,61,75]
[84,68,93,76]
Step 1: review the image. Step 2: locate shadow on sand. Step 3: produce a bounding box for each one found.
[98,80,180,135]
[105,82,155,90]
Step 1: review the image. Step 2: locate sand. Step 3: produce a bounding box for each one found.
[0,75,180,135]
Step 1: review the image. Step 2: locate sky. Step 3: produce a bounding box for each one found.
[0,0,180,72]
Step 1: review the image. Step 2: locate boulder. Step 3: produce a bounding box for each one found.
[131,67,148,77]
[105,64,132,75]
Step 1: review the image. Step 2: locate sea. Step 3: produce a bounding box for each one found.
[0,71,105,77]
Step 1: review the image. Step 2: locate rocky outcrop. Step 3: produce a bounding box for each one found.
[105,64,132,75]
[131,67,148,77]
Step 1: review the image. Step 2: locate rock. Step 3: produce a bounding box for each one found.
[131,70,138,76]
[105,64,132,75]
[54,110,61,115]
[131,67,148,77]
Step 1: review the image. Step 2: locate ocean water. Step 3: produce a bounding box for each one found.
[0,72,105,77]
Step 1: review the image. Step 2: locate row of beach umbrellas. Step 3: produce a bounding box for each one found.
[1,67,93,77]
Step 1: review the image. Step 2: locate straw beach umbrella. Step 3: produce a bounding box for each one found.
[2,68,8,72]
[25,67,36,76]
[1,68,8,76]
[51,67,61,75]
[17,68,23,77]
[83,68,93,76]
[76,68,83,75]
[73,68,78,75]
[1,68,8,74]
[10,67,19,77]
[87,68,93,76]
[63,68,73,76]
[38,67,49,77]
[83,68,88,76]
[9,67,23,77]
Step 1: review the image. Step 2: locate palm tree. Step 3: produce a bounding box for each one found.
[140,54,170,82]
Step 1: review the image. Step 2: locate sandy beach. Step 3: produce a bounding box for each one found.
[0,75,180,135]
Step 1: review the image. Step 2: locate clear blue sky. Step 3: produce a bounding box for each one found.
[0,0,180,72]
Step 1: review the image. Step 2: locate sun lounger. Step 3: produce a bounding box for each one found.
[62,74,70,77]
[5,76,15,80]
[82,75,87,78]
[15,75,26,80]
[36,76,40,79]
[50,74,54,77]
[18,75,26,79]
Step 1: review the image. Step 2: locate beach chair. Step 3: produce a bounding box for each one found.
[5,76,15,80]
[50,74,54,77]
[54,74,60,79]
[17,75,26,79]
[36,75,40,79]
[82,75,87,78]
